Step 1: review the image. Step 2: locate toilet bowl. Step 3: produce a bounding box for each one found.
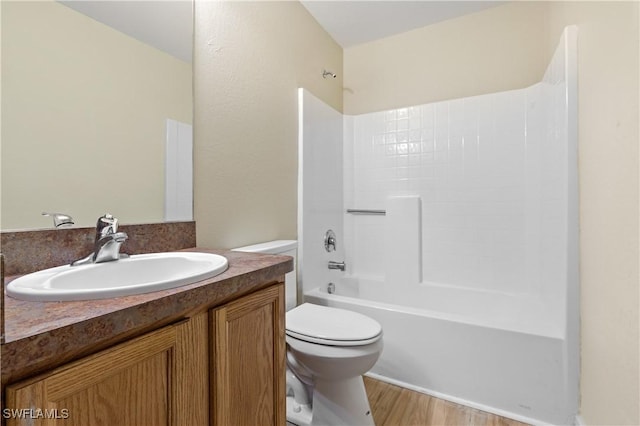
[286,303,383,426]
[232,241,383,426]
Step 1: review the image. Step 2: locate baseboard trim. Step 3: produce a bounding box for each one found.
[365,372,552,426]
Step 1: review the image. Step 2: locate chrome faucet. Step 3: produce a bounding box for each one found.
[71,214,128,266]
[42,212,74,228]
[328,261,346,271]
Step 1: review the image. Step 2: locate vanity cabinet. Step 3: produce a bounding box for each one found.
[210,283,285,426]
[4,282,284,426]
[5,312,209,426]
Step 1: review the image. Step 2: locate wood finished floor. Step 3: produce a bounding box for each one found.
[364,376,531,426]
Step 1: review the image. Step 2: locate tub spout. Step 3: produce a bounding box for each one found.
[328,261,346,271]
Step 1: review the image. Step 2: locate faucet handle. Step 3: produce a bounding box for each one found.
[96,213,118,239]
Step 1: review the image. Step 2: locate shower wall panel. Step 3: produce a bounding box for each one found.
[344,71,568,304]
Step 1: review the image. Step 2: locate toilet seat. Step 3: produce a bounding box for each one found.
[286,303,382,346]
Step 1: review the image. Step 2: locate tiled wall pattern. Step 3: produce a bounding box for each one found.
[344,49,568,298]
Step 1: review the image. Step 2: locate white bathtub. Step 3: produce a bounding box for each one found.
[304,279,572,425]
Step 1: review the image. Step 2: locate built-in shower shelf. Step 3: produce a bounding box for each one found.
[346,209,386,215]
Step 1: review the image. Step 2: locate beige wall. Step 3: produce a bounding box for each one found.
[1,1,192,229]
[546,3,639,425]
[193,1,342,249]
[343,2,549,115]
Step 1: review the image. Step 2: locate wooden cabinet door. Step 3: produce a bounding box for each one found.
[211,283,285,426]
[5,313,208,426]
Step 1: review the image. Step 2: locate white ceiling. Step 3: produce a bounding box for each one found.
[59,1,503,62]
[59,1,193,63]
[300,1,504,48]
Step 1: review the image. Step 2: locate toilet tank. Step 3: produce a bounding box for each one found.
[231,240,297,311]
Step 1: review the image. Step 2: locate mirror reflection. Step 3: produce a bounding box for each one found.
[1,0,193,230]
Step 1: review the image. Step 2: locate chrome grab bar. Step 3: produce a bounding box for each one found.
[346,209,386,215]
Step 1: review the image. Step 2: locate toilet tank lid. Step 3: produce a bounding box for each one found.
[231,240,297,254]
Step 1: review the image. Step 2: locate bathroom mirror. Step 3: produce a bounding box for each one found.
[0,0,193,230]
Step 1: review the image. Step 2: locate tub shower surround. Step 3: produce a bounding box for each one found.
[344,54,572,311]
[299,27,578,424]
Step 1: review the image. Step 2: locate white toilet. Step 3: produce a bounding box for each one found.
[232,240,383,426]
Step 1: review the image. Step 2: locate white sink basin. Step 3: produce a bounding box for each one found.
[7,252,228,302]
